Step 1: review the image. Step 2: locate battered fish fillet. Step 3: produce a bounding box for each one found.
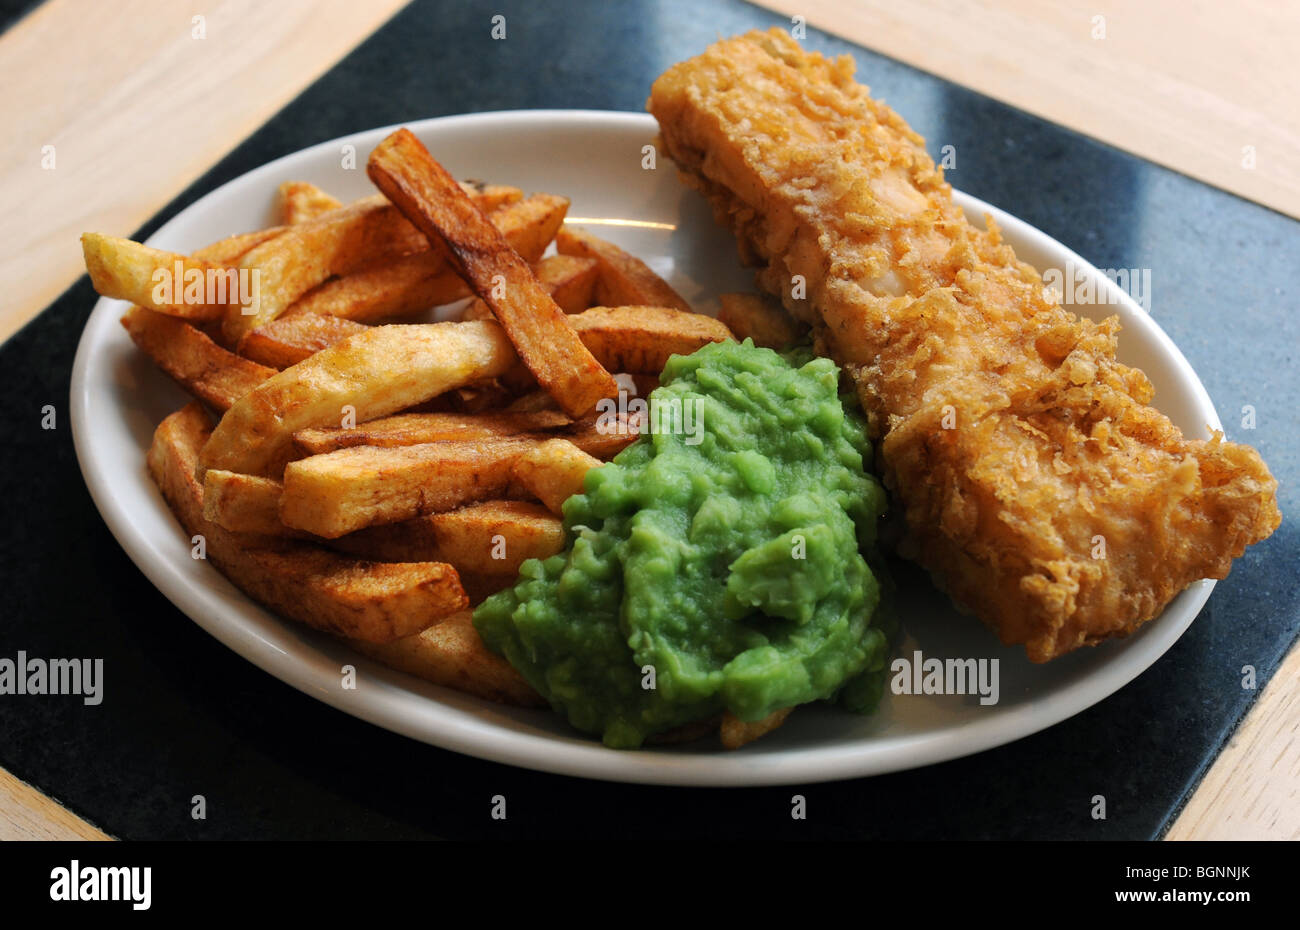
[649,29,1280,662]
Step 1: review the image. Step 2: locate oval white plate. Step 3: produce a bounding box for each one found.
[70,111,1220,785]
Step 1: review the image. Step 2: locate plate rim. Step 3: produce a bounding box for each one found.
[69,109,1220,786]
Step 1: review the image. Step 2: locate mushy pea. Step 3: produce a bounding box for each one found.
[473,339,893,748]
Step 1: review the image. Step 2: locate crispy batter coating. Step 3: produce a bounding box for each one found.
[650,29,1280,661]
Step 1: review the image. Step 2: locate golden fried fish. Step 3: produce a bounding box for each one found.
[650,29,1280,661]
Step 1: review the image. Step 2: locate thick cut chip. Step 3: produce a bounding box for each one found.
[240,312,370,369]
[277,181,343,225]
[222,196,410,345]
[200,320,518,478]
[288,193,568,323]
[330,500,564,573]
[347,610,541,706]
[83,233,234,321]
[222,185,518,345]
[556,226,692,311]
[293,409,634,461]
[720,707,794,749]
[453,182,525,213]
[567,305,733,372]
[509,438,602,514]
[192,227,286,263]
[292,258,469,323]
[491,193,571,264]
[293,409,572,454]
[236,302,719,382]
[279,437,540,537]
[121,307,273,411]
[408,500,566,572]
[717,292,807,350]
[149,404,467,642]
[460,252,598,320]
[539,254,600,312]
[366,128,616,417]
[202,470,299,537]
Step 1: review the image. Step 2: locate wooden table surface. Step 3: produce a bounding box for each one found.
[1,0,1295,841]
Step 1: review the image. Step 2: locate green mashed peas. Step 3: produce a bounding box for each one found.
[473,339,893,748]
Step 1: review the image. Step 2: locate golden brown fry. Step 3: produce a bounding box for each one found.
[200,320,518,478]
[496,306,730,391]
[717,292,807,350]
[491,193,571,264]
[720,707,794,749]
[366,128,616,418]
[536,253,599,312]
[277,181,343,225]
[457,182,525,213]
[83,233,233,321]
[121,307,273,411]
[287,194,569,323]
[192,227,286,263]
[149,404,468,642]
[240,311,370,369]
[330,500,564,573]
[567,305,733,373]
[202,470,300,537]
[423,500,565,572]
[556,226,692,312]
[347,610,542,706]
[509,438,602,514]
[280,437,540,538]
[293,409,572,455]
[293,256,469,322]
[460,252,598,320]
[221,185,519,345]
[563,412,641,460]
[223,196,406,345]
[238,301,716,386]
[295,408,632,460]
[457,299,492,322]
[281,414,631,541]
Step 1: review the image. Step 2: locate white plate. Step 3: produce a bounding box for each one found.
[70,111,1221,785]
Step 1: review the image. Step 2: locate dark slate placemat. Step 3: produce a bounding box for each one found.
[1,0,1294,840]
[0,0,41,35]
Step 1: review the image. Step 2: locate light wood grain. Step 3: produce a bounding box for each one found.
[754,0,1300,219]
[0,768,110,840]
[0,0,411,344]
[1166,645,1300,840]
